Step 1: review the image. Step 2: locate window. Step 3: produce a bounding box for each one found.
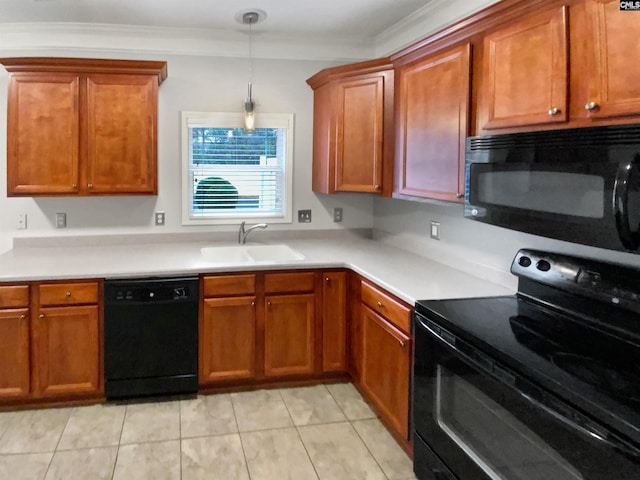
[181,112,293,225]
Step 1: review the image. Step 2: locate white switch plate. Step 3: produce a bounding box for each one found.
[430,221,440,240]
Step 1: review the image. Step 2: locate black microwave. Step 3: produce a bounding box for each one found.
[464,125,640,253]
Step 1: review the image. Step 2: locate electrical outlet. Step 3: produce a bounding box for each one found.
[333,207,343,223]
[298,209,312,223]
[55,213,67,229]
[155,211,165,226]
[17,213,27,230]
[430,221,440,240]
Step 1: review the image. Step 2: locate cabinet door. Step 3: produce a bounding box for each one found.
[586,0,640,119]
[361,305,411,439]
[322,272,347,372]
[85,74,157,194]
[264,294,315,377]
[34,305,100,397]
[395,44,470,202]
[200,296,256,383]
[482,7,568,130]
[335,75,385,193]
[6,74,80,195]
[0,308,30,399]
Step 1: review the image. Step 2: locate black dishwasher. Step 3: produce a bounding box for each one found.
[104,277,199,400]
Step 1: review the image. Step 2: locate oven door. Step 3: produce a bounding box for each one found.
[413,312,640,480]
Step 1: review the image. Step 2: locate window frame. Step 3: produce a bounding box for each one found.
[181,111,294,225]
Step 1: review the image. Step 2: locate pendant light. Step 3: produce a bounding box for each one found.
[240,11,262,132]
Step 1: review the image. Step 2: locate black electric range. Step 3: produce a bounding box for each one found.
[413,249,640,480]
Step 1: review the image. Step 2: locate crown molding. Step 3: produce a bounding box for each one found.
[0,23,375,62]
[373,0,500,57]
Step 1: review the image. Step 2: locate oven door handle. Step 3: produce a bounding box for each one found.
[519,391,639,459]
[613,154,640,250]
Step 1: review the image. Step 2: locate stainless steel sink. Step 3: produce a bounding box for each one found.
[200,244,304,263]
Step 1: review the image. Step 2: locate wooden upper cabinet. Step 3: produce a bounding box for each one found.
[1,57,166,197]
[481,6,568,130]
[7,74,80,195]
[335,75,385,193]
[307,58,394,196]
[394,43,471,202]
[85,75,157,194]
[585,0,640,119]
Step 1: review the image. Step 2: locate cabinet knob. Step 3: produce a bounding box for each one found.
[585,101,599,111]
[548,107,560,116]
[65,291,71,298]
[377,301,383,308]
[39,313,45,318]
[456,193,463,199]
[374,185,381,190]
[399,340,406,348]
[325,277,330,283]
[267,301,271,306]
[87,183,93,189]
[251,301,255,306]
[19,314,26,320]
[72,183,77,189]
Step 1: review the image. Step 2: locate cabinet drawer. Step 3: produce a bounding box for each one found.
[0,285,29,308]
[265,272,315,293]
[203,275,256,297]
[39,282,99,306]
[361,281,411,334]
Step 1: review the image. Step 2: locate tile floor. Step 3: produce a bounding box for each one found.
[0,383,416,480]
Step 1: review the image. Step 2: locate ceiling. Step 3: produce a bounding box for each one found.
[0,0,433,40]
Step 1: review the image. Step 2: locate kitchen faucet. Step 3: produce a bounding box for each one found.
[238,221,268,244]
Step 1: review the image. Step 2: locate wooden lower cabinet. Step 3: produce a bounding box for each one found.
[200,296,256,382]
[360,305,411,439]
[0,308,30,399]
[322,271,347,372]
[264,293,315,377]
[34,305,100,397]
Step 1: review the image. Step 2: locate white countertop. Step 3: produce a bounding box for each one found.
[0,236,514,304]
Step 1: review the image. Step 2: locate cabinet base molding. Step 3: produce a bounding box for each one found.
[0,394,104,412]
[198,372,350,394]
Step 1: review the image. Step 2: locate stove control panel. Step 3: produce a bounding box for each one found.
[511,249,640,314]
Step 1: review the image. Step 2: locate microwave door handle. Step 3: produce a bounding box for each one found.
[613,155,640,250]
[519,392,639,459]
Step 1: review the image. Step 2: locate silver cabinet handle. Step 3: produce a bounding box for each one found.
[548,107,560,115]
[585,101,598,111]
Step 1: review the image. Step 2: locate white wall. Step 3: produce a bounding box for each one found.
[0,50,375,252]
[373,198,640,289]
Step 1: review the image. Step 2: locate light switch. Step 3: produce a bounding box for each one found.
[430,221,440,240]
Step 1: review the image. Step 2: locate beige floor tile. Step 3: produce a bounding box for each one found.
[0,411,20,439]
[180,394,237,438]
[45,447,117,480]
[280,385,346,426]
[230,389,293,432]
[326,383,376,420]
[120,401,180,444]
[298,422,386,480]
[0,453,52,480]
[0,408,72,454]
[181,434,249,480]
[113,440,180,480]
[353,418,414,480]
[57,404,126,450]
[241,427,318,480]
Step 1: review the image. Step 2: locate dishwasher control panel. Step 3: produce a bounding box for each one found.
[106,277,199,304]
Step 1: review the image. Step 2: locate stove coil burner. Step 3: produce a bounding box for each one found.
[551,353,640,404]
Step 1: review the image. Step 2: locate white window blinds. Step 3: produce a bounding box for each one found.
[181,112,293,225]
